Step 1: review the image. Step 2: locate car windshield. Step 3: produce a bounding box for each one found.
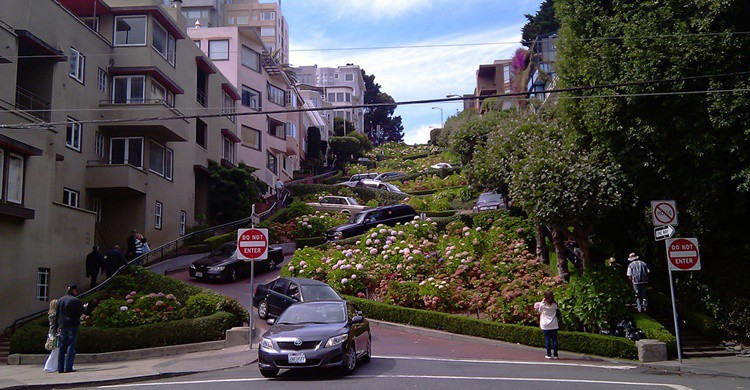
[383,183,401,192]
[348,211,367,224]
[478,193,503,204]
[345,197,360,205]
[276,302,346,324]
[301,285,341,301]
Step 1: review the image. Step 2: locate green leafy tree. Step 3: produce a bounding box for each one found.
[328,136,361,166]
[521,0,559,46]
[208,160,268,223]
[304,126,323,172]
[361,69,404,143]
[333,117,356,136]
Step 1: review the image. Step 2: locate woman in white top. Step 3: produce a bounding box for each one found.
[534,290,559,359]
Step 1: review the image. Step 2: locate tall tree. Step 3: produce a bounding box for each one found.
[361,69,404,143]
[208,160,268,223]
[521,0,560,46]
[304,126,323,173]
[333,117,356,136]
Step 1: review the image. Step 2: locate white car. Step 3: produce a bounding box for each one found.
[334,173,379,187]
[430,163,453,170]
[306,196,369,215]
[355,179,404,193]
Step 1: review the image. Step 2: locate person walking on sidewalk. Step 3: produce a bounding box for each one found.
[44,299,59,373]
[534,290,559,359]
[626,252,650,312]
[57,285,88,373]
[85,246,103,290]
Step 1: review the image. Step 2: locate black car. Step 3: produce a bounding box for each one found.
[258,300,372,378]
[253,277,342,319]
[325,204,417,241]
[189,242,283,282]
[472,192,508,212]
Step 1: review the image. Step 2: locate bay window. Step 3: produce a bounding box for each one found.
[114,16,147,46]
[113,75,145,104]
[110,137,143,167]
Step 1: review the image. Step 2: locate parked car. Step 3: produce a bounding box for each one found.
[333,172,379,187]
[306,196,369,215]
[430,162,453,170]
[253,277,342,320]
[325,204,417,241]
[258,300,371,377]
[189,242,283,282]
[355,179,404,193]
[473,192,508,212]
[374,171,406,181]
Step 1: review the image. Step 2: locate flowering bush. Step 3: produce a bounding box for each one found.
[268,212,348,243]
[88,291,182,327]
[398,173,467,192]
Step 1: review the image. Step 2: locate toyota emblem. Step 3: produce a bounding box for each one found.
[293,339,303,346]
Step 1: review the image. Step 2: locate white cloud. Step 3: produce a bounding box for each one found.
[404,123,439,145]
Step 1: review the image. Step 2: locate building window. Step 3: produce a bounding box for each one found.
[91,198,102,222]
[196,119,207,148]
[165,148,173,180]
[179,210,186,236]
[267,83,285,106]
[114,16,147,46]
[241,85,261,109]
[68,48,85,83]
[241,125,261,150]
[151,81,174,107]
[267,151,277,175]
[222,136,234,164]
[260,27,275,37]
[268,118,285,139]
[336,92,344,102]
[97,68,107,92]
[6,153,24,204]
[222,91,235,122]
[260,11,275,20]
[62,187,79,208]
[110,137,143,167]
[345,93,351,102]
[149,140,173,179]
[241,46,260,72]
[82,17,99,32]
[334,73,339,79]
[208,39,229,60]
[66,117,82,151]
[345,73,354,81]
[112,75,145,104]
[152,21,176,65]
[504,66,512,84]
[37,268,50,302]
[154,201,163,229]
[94,132,104,158]
[282,153,287,172]
[326,93,334,102]
[285,121,297,138]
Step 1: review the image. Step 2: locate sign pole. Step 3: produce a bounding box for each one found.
[249,205,256,349]
[667,267,683,363]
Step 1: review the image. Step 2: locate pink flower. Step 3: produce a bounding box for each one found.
[341,278,349,284]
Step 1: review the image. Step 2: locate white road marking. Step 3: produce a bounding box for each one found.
[372,355,638,370]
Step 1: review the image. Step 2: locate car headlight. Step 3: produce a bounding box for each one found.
[208,266,225,272]
[259,337,274,351]
[332,231,343,239]
[325,333,348,348]
[189,265,196,269]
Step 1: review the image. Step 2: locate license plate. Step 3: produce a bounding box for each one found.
[288,353,306,364]
[195,272,203,277]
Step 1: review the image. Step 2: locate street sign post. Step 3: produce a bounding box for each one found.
[663,237,701,363]
[651,200,679,226]
[654,225,675,241]
[238,227,268,350]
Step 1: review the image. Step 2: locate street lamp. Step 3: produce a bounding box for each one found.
[446,94,462,99]
[431,106,443,128]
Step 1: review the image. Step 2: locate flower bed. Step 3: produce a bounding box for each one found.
[266,212,348,244]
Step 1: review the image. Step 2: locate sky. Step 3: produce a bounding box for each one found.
[280,0,543,144]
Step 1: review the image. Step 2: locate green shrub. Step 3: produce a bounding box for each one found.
[365,199,379,207]
[321,172,344,184]
[558,267,632,332]
[184,293,225,319]
[345,296,637,360]
[385,281,423,308]
[204,232,235,250]
[417,210,456,218]
[104,267,203,303]
[285,201,316,219]
[649,292,722,340]
[633,313,677,358]
[296,236,326,248]
[260,208,289,226]
[188,244,211,254]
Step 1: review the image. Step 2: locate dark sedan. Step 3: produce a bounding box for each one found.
[325,204,417,241]
[473,192,508,212]
[189,242,283,282]
[258,300,372,378]
[253,277,341,319]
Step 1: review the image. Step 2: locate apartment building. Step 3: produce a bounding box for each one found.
[180,0,289,64]
[0,0,239,330]
[295,65,366,134]
[467,59,515,112]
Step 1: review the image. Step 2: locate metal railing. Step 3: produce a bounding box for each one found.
[15,86,51,122]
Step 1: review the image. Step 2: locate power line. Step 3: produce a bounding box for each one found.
[2,71,749,129]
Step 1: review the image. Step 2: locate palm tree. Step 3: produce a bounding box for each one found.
[269,49,298,84]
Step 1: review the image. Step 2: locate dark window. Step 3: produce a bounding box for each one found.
[196,119,207,148]
[272,279,289,294]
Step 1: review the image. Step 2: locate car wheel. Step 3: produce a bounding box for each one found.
[361,335,372,363]
[341,209,351,215]
[229,267,237,282]
[259,368,278,378]
[341,345,357,375]
[267,258,277,271]
[258,300,269,320]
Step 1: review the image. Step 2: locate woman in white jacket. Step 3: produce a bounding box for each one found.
[44,299,59,372]
[534,290,559,359]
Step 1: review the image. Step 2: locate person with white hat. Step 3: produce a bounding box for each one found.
[626,253,650,312]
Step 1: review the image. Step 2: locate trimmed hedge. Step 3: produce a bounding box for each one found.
[633,313,677,358]
[188,244,211,254]
[287,183,407,205]
[260,208,290,226]
[296,236,326,249]
[204,232,235,250]
[10,311,235,354]
[345,296,638,360]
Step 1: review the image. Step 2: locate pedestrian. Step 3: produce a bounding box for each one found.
[626,252,650,312]
[534,290,559,359]
[275,179,284,201]
[85,246,103,290]
[57,285,88,373]
[43,299,59,373]
[126,229,138,260]
[134,233,147,265]
[103,245,126,278]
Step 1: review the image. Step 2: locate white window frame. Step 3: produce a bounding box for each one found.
[260,27,275,37]
[97,68,107,92]
[154,201,163,229]
[94,132,104,158]
[222,91,235,122]
[114,15,147,46]
[109,137,144,168]
[7,153,24,204]
[222,136,235,164]
[260,11,275,20]
[66,117,82,151]
[266,151,277,174]
[241,46,260,72]
[241,85,261,109]
[112,75,145,104]
[241,125,261,150]
[334,73,340,79]
[82,17,99,32]
[36,268,50,302]
[208,39,229,60]
[165,148,173,180]
[149,140,166,176]
[179,210,186,236]
[167,34,176,65]
[267,83,285,106]
[151,80,174,107]
[91,198,102,222]
[69,47,85,83]
[62,187,79,208]
[281,153,287,172]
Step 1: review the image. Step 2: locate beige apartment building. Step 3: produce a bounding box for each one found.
[467,59,515,112]
[0,0,240,330]
[295,65,367,134]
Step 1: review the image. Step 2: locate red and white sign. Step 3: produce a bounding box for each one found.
[237,228,268,261]
[651,200,678,226]
[666,237,701,271]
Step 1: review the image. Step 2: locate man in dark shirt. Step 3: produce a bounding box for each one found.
[126,229,137,261]
[103,245,126,278]
[85,246,104,290]
[57,285,87,373]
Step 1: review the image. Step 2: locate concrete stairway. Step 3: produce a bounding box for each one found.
[0,336,9,364]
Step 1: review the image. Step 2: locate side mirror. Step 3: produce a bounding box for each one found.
[266,318,276,326]
[350,315,364,324]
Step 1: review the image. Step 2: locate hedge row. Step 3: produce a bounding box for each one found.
[345,296,638,360]
[10,311,235,354]
[632,313,677,358]
[416,210,457,218]
[204,232,235,250]
[287,183,407,205]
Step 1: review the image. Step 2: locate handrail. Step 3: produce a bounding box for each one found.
[3,203,282,338]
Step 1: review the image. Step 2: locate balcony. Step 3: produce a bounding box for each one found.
[98,100,190,142]
[15,86,51,122]
[86,162,148,195]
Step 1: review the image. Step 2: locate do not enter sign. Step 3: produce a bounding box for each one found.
[237,228,268,261]
[666,237,701,271]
